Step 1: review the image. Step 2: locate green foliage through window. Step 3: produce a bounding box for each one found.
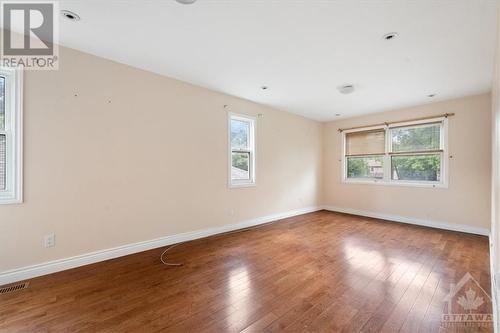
[391,154,440,181]
[347,156,384,179]
[391,123,440,152]
[230,119,249,149]
[232,152,249,171]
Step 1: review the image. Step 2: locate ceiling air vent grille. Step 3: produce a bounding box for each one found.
[0,282,29,295]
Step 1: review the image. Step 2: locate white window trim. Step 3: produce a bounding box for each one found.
[0,67,23,204]
[228,112,256,188]
[341,117,448,189]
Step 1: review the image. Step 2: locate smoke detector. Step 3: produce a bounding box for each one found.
[382,32,398,41]
[338,84,355,95]
[61,10,80,21]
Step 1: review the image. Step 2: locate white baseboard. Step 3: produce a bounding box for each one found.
[1,205,490,286]
[322,205,490,236]
[0,206,321,286]
[490,234,499,333]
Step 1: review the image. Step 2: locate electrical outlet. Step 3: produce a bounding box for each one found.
[43,233,55,248]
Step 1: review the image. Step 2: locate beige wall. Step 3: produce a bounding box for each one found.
[323,94,492,230]
[0,46,323,272]
[0,41,493,276]
[491,8,500,328]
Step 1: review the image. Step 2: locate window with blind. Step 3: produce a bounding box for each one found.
[343,118,447,187]
[345,129,385,180]
[0,67,22,204]
[229,113,256,187]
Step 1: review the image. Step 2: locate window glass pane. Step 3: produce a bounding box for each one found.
[0,77,4,130]
[391,123,440,152]
[231,119,249,149]
[231,152,250,180]
[346,130,385,156]
[391,154,441,181]
[0,134,5,190]
[347,156,384,179]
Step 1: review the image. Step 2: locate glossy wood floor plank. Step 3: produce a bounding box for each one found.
[0,211,492,332]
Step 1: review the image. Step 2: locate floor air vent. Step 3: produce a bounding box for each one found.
[0,282,29,295]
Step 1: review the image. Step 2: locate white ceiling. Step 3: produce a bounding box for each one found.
[21,1,500,121]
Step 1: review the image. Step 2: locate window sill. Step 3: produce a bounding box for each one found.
[229,182,256,189]
[342,179,448,189]
[0,194,23,204]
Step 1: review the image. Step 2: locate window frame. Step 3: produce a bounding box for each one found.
[0,67,23,204]
[341,117,448,188]
[228,112,256,188]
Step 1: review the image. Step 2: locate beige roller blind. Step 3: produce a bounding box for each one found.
[345,129,385,156]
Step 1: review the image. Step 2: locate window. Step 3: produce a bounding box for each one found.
[342,118,447,187]
[0,67,22,204]
[390,122,442,182]
[345,129,385,180]
[229,113,255,187]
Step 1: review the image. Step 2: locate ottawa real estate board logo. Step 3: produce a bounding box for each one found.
[0,1,59,70]
[441,272,493,329]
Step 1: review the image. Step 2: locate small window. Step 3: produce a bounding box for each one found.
[0,67,22,204]
[229,113,255,187]
[342,118,447,187]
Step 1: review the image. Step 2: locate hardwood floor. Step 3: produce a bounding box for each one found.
[0,211,493,332]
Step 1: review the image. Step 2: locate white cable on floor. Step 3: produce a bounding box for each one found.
[159,220,279,267]
[160,243,183,266]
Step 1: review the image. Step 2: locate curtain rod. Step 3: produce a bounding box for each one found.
[337,113,455,132]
